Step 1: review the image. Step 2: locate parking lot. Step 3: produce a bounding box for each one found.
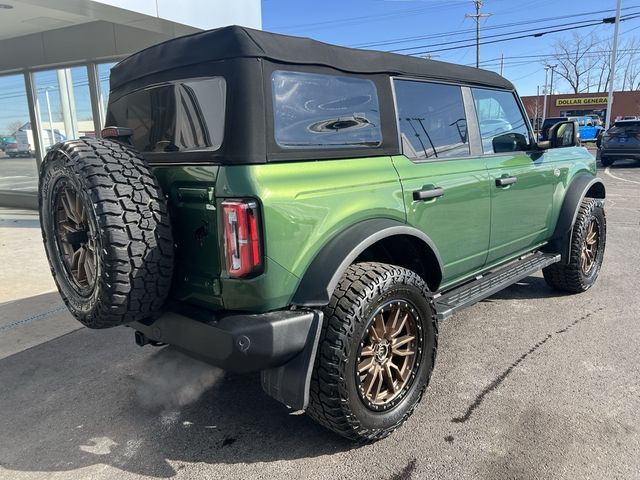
[0,159,638,480]
[0,152,38,192]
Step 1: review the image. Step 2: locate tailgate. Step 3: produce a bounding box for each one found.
[152,165,224,310]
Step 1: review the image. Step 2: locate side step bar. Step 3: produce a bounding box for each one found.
[433,252,560,321]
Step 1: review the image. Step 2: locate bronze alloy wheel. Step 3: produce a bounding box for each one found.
[581,218,599,274]
[52,180,97,294]
[356,300,422,412]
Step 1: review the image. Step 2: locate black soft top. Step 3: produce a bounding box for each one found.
[110,25,513,91]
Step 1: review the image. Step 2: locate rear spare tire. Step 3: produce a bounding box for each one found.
[39,138,173,329]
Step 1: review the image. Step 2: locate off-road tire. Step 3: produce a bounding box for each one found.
[306,262,438,442]
[39,138,173,329]
[543,198,606,293]
[600,156,614,167]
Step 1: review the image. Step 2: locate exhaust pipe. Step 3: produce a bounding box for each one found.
[134,330,149,347]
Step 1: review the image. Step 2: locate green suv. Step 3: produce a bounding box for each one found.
[38,26,606,442]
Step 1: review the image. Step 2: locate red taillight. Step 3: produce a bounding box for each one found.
[101,126,133,139]
[222,199,262,278]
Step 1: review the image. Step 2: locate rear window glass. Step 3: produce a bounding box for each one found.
[106,77,226,153]
[272,71,382,149]
[611,121,640,131]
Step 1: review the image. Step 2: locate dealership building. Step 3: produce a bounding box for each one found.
[0,0,261,208]
[520,91,640,122]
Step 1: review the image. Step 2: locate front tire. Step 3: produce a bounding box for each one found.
[307,262,437,442]
[543,198,606,292]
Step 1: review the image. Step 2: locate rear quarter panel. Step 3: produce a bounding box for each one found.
[216,157,405,311]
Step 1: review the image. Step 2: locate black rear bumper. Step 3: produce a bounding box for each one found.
[600,148,640,160]
[130,305,319,373]
[129,304,323,410]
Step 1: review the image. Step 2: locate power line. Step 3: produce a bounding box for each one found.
[403,14,640,56]
[269,1,469,32]
[350,5,640,49]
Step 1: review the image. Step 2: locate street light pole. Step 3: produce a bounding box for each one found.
[542,66,549,125]
[605,0,622,130]
[44,87,54,148]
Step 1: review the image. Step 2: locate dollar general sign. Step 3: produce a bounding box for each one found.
[556,97,608,106]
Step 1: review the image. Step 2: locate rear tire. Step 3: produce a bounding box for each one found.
[600,156,614,167]
[307,262,437,442]
[39,138,174,329]
[543,198,605,293]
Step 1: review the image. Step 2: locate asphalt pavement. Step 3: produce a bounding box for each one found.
[0,159,638,480]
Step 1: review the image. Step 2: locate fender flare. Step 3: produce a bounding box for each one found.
[546,174,606,263]
[291,218,444,307]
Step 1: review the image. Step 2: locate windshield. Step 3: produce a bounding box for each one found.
[106,77,226,153]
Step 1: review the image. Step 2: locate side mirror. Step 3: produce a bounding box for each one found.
[537,121,579,150]
[492,132,528,153]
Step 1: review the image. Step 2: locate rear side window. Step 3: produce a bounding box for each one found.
[472,88,530,154]
[393,80,469,160]
[272,71,382,149]
[106,77,226,153]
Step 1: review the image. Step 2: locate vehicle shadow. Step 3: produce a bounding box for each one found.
[0,324,355,478]
[483,275,569,301]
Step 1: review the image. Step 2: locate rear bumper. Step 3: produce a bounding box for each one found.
[130,304,323,410]
[130,304,320,373]
[600,148,640,159]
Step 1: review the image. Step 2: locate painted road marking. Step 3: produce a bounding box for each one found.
[605,167,640,185]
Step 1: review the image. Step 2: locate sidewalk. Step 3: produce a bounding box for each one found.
[0,208,55,304]
[0,208,80,360]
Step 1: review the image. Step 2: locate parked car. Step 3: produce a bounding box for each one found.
[15,128,66,156]
[568,115,603,141]
[597,119,640,166]
[0,135,16,151]
[38,26,606,442]
[540,116,568,140]
[587,114,603,127]
[5,141,19,157]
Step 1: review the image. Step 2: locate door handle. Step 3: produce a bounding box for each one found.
[495,176,517,187]
[413,187,444,201]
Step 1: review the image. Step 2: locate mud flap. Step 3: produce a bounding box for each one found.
[261,310,323,411]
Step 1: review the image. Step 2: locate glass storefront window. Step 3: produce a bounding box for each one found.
[34,66,95,151]
[0,74,37,193]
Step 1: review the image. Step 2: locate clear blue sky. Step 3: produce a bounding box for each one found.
[2,1,638,135]
[262,0,640,96]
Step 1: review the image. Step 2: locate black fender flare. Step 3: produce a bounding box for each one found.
[291,218,444,307]
[546,174,606,263]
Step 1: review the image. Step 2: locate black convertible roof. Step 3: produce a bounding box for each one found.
[110,25,513,91]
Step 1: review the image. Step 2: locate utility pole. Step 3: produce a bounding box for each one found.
[542,67,549,125]
[543,64,557,120]
[466,0,491,68]
[605,0,622,130]
[500,53,504,76]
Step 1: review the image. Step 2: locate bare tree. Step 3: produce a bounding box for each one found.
[5,120,24,135]
[546,32,640,93]
[547,32,600,94]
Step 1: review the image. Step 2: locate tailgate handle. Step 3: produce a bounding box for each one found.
[495,176,518,187]
[413,187,444,201]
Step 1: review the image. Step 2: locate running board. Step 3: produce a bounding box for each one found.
[433,252,560,321]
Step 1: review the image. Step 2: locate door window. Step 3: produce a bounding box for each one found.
[472,88,531,154]
[394,80,469,160]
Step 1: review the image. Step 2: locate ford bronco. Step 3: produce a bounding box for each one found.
[38,26,606,442]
